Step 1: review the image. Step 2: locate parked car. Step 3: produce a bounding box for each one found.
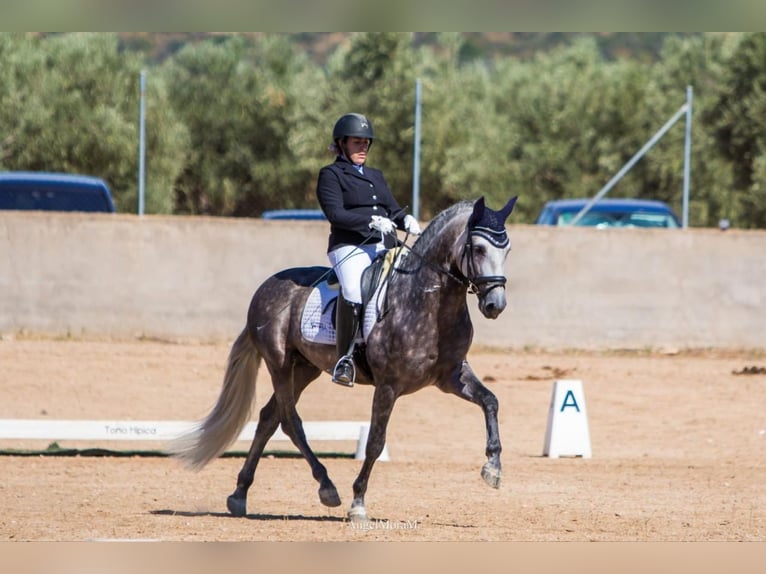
[0,171,116,213]
[261,208,326,220]
[535,198,681,228]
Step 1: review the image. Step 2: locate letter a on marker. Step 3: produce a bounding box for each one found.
[560,390,580,412]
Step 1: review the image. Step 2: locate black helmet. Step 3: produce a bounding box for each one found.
[333,113,374,142]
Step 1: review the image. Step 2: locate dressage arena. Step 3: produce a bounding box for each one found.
[1,213,765,545]
[1,336,764,542]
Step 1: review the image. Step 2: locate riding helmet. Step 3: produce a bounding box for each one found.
[333,113,374,142]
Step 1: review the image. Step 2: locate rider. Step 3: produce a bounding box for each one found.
[316,113,421,387]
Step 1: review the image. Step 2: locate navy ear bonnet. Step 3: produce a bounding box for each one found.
[467,196,518,248]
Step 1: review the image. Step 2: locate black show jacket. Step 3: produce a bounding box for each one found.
[316,156,406,252]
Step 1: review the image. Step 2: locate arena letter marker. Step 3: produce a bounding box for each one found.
[542,379,592,458]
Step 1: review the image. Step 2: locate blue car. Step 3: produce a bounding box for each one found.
[261,209,327,220]
[535,198,681,228]
[0,171,116,213]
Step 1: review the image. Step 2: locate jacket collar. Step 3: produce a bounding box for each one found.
[335,156,369,178]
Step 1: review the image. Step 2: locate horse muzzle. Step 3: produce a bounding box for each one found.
[475,280,507,319]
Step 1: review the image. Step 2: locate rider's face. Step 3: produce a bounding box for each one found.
[344,137,370,165]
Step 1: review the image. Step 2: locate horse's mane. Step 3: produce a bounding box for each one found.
[410,200,473,255]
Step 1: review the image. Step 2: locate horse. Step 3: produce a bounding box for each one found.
[171,195,518,522]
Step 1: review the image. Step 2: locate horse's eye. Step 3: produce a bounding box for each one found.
[473,244,486,257]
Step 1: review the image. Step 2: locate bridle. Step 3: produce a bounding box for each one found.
[457,228,508,297]
[396,224,508,299]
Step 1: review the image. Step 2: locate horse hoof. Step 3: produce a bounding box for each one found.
[347,505,368,523]
[227,494,247,517]
[481,463,501,489]
[319,485,341,507]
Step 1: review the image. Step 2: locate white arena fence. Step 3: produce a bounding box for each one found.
[0,419,389,461]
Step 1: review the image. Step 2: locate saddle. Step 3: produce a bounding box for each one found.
[299,246,408,346]
[361,248,393,309]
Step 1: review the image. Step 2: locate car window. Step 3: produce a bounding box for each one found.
[555,211,617,226]
[0,180,115,213]
[0,186,110,212]
[625,213,679,228]
[556,210,678,228]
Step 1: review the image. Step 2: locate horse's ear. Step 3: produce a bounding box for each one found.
[499,196,518,221]
[468,196,486,227]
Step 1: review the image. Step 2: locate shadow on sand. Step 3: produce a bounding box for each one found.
[151,508,347,523]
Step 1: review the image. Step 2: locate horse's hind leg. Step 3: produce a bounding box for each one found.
[226,393,280,517]
[271,361,342,508]
[227,361,328,516]
[436,360,502,489]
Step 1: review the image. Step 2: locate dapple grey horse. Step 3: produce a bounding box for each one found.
[171,196,518,521]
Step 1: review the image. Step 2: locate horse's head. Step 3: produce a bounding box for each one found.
[457,196,518,319]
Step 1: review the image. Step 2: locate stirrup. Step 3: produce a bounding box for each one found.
[332,355,355,387]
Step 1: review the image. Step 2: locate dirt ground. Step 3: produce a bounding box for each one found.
[0,337,765,542]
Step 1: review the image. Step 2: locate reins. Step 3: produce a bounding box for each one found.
[391,226,507,298]
[256,208,508,331]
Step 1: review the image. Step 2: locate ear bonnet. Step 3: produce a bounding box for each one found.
[467,196,518,248]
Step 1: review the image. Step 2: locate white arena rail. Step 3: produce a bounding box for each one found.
[0,419,389,461]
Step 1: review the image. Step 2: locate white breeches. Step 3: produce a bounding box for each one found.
[328,242,386,304]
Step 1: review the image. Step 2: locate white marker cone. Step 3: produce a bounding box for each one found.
[543,379,592,458]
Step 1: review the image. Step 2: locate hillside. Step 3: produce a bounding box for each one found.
[116,32,698,65]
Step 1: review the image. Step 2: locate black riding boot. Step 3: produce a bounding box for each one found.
[332,298,362,387]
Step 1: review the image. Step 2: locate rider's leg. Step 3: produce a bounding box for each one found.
[332,296,361,385]
[327,243,383,386]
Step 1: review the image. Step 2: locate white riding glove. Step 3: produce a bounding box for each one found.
[403,214,422,235]
[369,215,395,235]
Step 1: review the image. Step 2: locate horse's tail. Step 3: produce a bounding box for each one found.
[169,327,260,470]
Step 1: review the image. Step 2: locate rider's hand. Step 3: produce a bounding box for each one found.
[404,214,421,235]
[369,215,395,235]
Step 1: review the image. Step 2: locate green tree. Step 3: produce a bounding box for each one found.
[4,32,766,228]
[162,35,320,216]
[706,33,766,228]
[0,32,187,213]
[487,37,643,221]
[650,34,732,227]
[417,33,509,216]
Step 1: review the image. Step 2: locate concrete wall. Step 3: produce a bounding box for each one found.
[1,211,764,350]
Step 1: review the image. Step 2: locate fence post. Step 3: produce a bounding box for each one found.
[682,85,693,228]
[138,70,147,216]
[412,78,422,221]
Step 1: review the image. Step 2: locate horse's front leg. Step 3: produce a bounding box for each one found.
[348,384,396,522]
[436,360,502,488]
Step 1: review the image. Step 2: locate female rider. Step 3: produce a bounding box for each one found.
[316,113,421,386]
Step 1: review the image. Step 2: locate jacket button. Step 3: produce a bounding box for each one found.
[372,195,377,200]
[372,206,378,211]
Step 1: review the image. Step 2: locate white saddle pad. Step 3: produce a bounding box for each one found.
[299,279,388,346]
[300,280,338,345]
[300,248,409,346]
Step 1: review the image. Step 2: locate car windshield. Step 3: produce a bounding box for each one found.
[556,210,679,228]
[0,182,114,212]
